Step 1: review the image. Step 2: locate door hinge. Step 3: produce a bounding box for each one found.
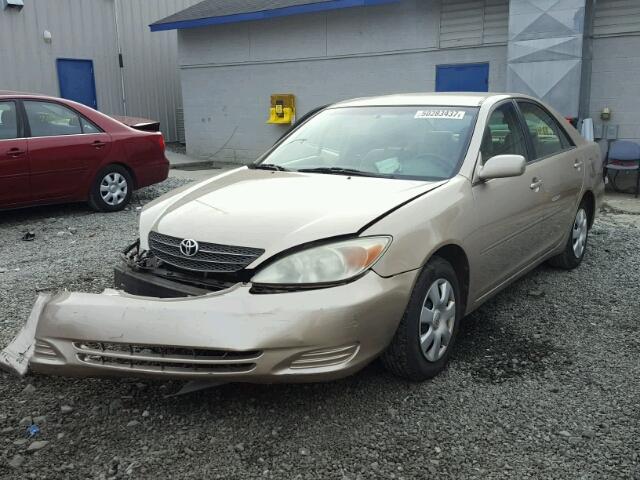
[118,53,124,68]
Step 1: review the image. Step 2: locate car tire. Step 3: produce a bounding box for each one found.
[547,200,590,270]
[381,256,462,381]
[88,165,133,212]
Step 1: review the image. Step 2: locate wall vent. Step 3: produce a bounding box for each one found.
[176,108,186,144]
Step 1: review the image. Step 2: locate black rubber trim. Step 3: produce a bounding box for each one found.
[114,265,211,298]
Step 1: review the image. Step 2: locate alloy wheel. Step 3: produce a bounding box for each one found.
[418,278,456,362]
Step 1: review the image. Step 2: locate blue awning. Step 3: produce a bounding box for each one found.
[150,0,400,32]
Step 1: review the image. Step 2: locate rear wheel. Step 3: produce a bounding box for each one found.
[548,201,589,269]
[382,257,462,381]
[88,165,133,212]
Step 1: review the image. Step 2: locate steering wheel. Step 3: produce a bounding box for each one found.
[402,153,452,176]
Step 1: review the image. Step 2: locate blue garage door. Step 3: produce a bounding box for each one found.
[56,59,98,109]
[436,63,490,93]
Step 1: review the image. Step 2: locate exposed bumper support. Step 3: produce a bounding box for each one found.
[114,264,211,298]
[0,294,51,377]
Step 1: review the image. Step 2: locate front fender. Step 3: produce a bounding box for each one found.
[365,176,474,277]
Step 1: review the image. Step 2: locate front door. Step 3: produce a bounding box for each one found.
[0,100,30,206]
[24,100,111,201]
[468,101,548,300]
[56,58,98,109]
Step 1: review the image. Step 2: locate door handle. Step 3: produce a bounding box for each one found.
[573,160,583,169]
[7,148,26,158]
[92,141,106,149]
[530,178,543,191]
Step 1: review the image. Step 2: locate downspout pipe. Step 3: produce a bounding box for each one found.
[113,0,127,116]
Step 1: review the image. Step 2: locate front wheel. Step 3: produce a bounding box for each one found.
[547,202,589,270]
[382,257,462,381]
[88,165,133,212]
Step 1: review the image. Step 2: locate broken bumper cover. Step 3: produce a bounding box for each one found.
[0,271,416,383]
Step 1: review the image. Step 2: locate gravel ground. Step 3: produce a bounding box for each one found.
[0,180,639,480]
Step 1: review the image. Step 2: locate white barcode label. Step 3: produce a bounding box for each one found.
[415,110,466,120]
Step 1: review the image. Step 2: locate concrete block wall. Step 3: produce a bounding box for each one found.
[181,47,507,162]
[178,0,508,162]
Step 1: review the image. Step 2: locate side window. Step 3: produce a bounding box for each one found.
[80,116,101,134]
[0,101,18,140]
[517,102,573,160]
[480,102,528,162]
[24,101,82,137]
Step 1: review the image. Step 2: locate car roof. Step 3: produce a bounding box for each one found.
[0,90,67,101]
[331,92,515,108]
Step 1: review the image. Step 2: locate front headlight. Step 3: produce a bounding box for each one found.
[251,236,391,285]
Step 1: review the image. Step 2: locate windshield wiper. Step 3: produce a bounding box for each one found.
[296,167,381,177]
[250,163,290,171]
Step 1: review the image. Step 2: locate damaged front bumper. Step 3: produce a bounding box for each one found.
[0,270,416,383]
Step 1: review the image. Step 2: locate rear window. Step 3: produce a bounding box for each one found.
[518,101,574,159]
[24,101,82,137]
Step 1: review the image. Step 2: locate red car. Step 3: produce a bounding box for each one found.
[0,92,169,212]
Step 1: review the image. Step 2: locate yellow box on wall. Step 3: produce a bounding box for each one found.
[267,94,296,125]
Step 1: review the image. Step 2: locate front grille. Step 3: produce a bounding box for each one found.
[148,231,264,273]
[74,342,261,375]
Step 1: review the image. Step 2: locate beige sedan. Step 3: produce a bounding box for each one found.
[1,93,603,383]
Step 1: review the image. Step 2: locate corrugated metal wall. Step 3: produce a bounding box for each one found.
[593,0,640,37]
[0,0,199,141]
[117,0,199,142]
[0,0,122,114]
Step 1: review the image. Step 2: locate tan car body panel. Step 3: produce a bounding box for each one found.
[0,93,604,383]
[368,94,603,313]
[5,271,417,382]
[140,168,445,265]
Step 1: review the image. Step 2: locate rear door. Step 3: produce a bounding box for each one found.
[516,100,583,249]
[469,101,549,298]
[24,100,111,201]
[0,100,30,206]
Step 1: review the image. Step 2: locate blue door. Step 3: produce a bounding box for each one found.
[436,63,489,93]
[56,59,98,109]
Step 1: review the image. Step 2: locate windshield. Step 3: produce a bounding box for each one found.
[258,106,479,180]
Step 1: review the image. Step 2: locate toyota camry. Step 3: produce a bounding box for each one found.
[1,93,604,383]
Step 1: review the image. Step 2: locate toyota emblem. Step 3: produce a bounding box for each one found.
[179,239,199,257]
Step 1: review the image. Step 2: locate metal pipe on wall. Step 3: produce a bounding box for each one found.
[113,0,127,115]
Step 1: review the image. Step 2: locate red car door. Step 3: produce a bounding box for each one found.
[0,100,30,207]
[23,100,111,201]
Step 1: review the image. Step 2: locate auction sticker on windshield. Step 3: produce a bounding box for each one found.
[415,110,466,120]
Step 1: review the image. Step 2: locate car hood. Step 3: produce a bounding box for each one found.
[142,168,445,267]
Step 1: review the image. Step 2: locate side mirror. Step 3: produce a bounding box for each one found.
[477,154,526,181]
